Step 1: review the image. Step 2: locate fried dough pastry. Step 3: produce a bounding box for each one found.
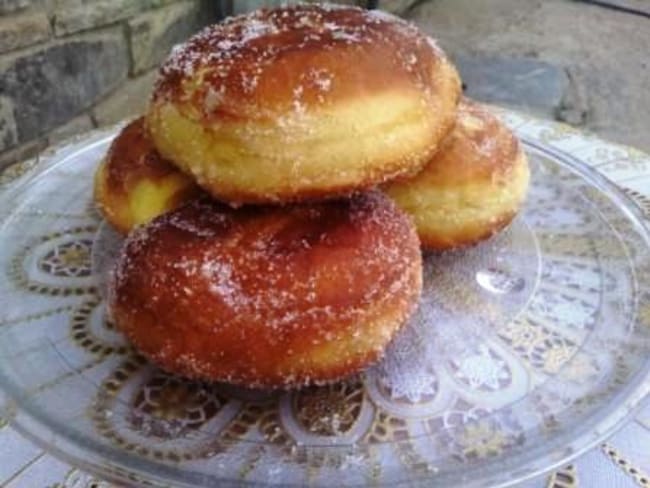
[94,118,200,234]
[109,192,422,388]
[147,4,461,205]
[385,99,530,250]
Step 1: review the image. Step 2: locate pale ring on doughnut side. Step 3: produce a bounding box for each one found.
[93,118,201,235]
[385,98,530,250]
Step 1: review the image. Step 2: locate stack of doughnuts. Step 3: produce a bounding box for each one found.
[96,4,529,389]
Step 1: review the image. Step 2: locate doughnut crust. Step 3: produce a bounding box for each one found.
[109,192,422,388]
[147,5,461,204]
[384,99,530,250]
[94,118,200,234]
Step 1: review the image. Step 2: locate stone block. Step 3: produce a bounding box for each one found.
[128,1,206,75]
[454,54,569,118]
[0,28,129,145]
[0,11,51,54]
[52,0,213,36]
[53,0,148,36]
[377,0,417,15]
[0,96,17,152]
[0,0,29,15]
[408,0,540,49]
[93,69,157,126]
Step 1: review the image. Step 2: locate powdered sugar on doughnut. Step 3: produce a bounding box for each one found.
[108,193,422,388]
[152,3,445,113]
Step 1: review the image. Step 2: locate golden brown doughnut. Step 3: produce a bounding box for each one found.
[109,192,422,388]
[384,98,530,250]
[147,4,461,205]
[93,118,201,234]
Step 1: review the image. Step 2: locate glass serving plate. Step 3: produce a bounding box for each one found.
[0,121,649,488]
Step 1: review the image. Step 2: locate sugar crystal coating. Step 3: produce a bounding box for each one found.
[146,3,462,205]
[109,192,423,388]
[151,3,451,120]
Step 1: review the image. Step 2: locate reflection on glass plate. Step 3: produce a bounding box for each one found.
[0,126,648,488]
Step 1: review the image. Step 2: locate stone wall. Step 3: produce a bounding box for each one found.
[0,0,216,169]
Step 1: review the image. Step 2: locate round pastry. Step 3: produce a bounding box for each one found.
[94,117,200,234]
[109,192,422,388]
[147,4,461,205]
[384,98,530,250]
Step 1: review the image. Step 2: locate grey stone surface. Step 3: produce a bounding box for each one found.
[0,11,50,54]
[377,0,418,14]
[48,112,94,142]
[409,0,650,152]
[53,0,150,36]
[232,0,362,15]
[0,0,220,165]
[454,54,569,118]
[52,0,199,36]
[591,0,650,13]
[0,137,46,171]
[0,0,29,14]
[128,1,206,75]
[0,28,128,146]
[409,0,541,46]
[0,96,17,152]
[93,69,157,126]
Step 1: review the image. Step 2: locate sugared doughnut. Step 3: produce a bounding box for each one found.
[384,98,530,250]
[109,192,422,388]
[147,4,461,205]
[94,118,200,234]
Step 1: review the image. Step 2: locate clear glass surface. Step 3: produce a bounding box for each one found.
[0,123,648,487]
